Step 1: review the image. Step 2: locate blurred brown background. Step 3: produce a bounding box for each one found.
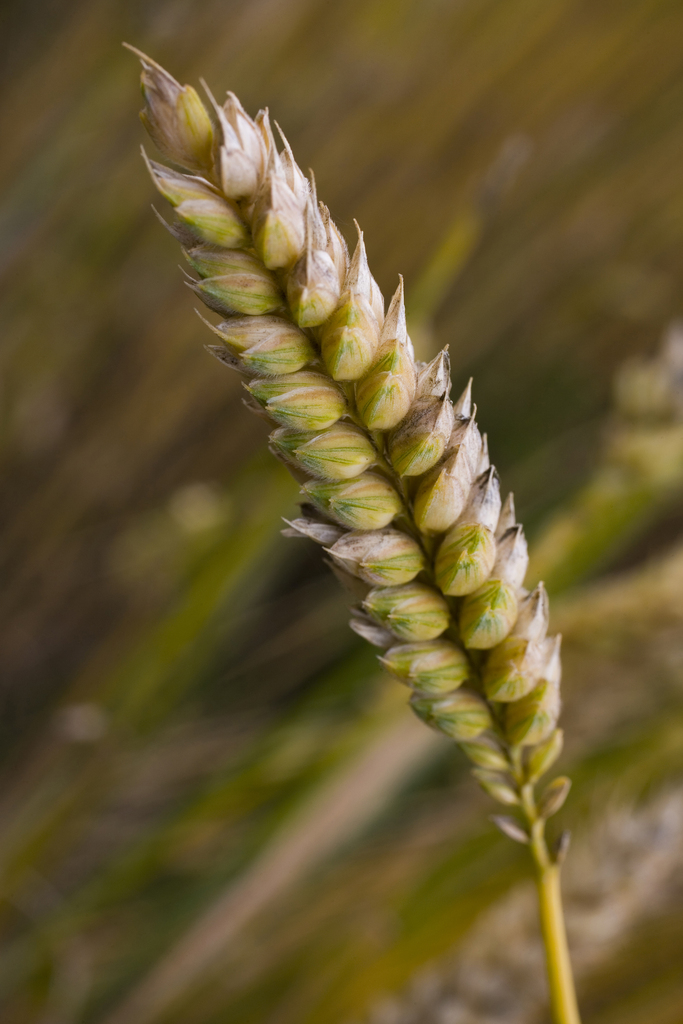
[2,1,683,1022]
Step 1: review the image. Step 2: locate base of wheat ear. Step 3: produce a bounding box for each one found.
[127,45,581,1024]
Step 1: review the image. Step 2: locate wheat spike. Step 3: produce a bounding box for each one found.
[128,48,580,1022]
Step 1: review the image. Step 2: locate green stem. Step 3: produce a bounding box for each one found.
[535,859,581,1024]
[525,800,581,1024]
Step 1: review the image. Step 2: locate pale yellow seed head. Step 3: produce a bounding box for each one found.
[202,315,315,376]
[327,528,425,586]
[482,635,546,702]
[274,422,375,479]
[458,736,510,771]
[389,349,455,475]
[410,689,492,741]
[388,395,455,477]
[356,278,416,429]
[248,371,346,430]
[128,47,214,173]
[241,329,315,375]
[320,292,379,380]
[303,472,402,530]
[459,578,519,649]
[287,247,341,328]
[142,154,217,206]
[202,84,263,201]
[380,639,471,695]
[364,582,450,642]
[216,91,265,199]
[318,223,382,379]
[218,125,261,201]
[190,251,283,316]
[524,728,564,782]
[435,522,497,596]
[356,357,416,429]
[414,448,471,534]
[413,416,481,534]
[505,676,561,747]
[252,160,306,269]
[185,245,252,279]
[175,192,247,245]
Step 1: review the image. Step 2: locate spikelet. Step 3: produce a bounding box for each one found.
[130,52,574,918]
[287,197,341,328]
[126,45,214,173]
[216,91,265,199]
[144,154,248,247]
[303,472,403,529]
[380,640,472,695]
[202,313,315,375]
[483,634,548,702]
[363,582,451,641]
[387,351,455,476]
[271,422,375,479]
[187,250,283,315]
[434,467,500,595]
[460,577,519,649]
[326,528,426,585]
[252,147,306,269]
[505,637,562,746]
[355,279,416,428]
[413,396,482,533]
[320,227,380,380]
[410,689,492,741]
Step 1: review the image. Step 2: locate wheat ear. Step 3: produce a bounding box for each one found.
[126,45,581,1024]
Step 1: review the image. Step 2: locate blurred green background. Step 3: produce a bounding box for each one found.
[2,1,683,1021]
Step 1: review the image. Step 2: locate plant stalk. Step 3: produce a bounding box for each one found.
[531,831,581,1024]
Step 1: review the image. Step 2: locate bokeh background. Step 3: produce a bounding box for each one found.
[2,1,683,1021]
